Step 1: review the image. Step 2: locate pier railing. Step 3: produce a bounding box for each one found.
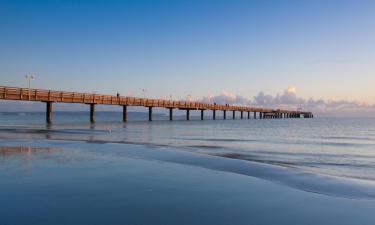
[0,86,313,123]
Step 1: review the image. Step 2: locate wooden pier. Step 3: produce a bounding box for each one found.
[0,86,313,123]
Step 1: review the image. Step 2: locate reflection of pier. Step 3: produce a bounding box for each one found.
[0,146,54,156]
[0,86,313,123]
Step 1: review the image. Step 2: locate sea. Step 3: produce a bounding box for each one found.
[1,111,375,225]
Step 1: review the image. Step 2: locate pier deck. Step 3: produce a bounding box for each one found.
[0,86,313,123]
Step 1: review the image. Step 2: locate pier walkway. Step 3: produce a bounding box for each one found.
[0,86,313,123]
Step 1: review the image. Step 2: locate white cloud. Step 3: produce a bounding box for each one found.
[198,88,375,117]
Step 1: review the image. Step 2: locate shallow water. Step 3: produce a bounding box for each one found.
[1,112,375,224]
[1,111,375,182]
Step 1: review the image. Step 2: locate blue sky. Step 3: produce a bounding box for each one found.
[1,0,375,106]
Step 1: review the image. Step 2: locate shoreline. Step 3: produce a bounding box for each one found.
[1,137,375,200]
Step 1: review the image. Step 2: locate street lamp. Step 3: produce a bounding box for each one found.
[25,74,35,89]
[142,89,147,98]
[25,74,35,100]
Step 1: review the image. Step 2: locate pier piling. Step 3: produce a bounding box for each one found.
[123,105,128,122]
[90,104,96,123]
[169,108,173,121]
[148,107,152,121]
[46,101,52,124]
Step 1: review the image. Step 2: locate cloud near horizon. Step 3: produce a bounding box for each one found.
[196,87,375,116]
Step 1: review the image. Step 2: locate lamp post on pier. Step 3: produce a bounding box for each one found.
[25,74,35,100]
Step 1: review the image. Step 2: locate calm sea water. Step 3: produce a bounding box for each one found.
[1,111,375,182]
[1,111,375,225]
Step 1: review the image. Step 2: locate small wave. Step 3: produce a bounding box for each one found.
[320,136,375,141]
[185,145,223,149]
[174,137,257,142]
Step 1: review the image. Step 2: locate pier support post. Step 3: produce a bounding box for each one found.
[46,101,52,124]
[201,110,204,120]
[186,109,190,120]
[122,105,128,122]
[260,112,263,119]
[169,108,173,121]
[254,112,257,119]
[248,111,250,119]
[223,110,226,120]
[213,110,216,120]
[232,111,235,120]
[90,104,96,123]
[148,107,152,121]
[241,111,243,119]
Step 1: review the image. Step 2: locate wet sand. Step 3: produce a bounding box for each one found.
[1,139,375,225]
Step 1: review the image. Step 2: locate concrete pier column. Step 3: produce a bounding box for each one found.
[260,112,263,119]
[148,107,152,121]
[213,110,216,120]
[46,101,52,124]
[122,105,128,122]
[186,109,190,120]
[254,112,257,119]
[223,110,226,120]
[201,110,204,120]
[241,111,243,119]
[248,111,250,119]
[90,104,96,123]
[169,108,173,121]
[232,111,235,120]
